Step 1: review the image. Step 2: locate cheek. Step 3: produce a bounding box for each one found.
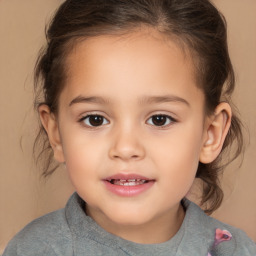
[62,136,104,204]
[60,130,105,180]
[151,125,204,182]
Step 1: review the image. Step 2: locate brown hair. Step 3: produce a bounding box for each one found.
[34,0,243,214]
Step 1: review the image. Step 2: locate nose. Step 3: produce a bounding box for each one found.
[108,126,145,161]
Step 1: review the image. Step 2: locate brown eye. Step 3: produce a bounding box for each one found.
[82,115,109,127]
[147,115,174,127]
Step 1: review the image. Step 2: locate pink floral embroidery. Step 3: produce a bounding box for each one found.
[207,228,232,256]
[214,228,232,246]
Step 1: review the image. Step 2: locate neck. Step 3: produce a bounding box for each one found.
[86,203,185,244]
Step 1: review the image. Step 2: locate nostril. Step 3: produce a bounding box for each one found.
[112,154,139,159]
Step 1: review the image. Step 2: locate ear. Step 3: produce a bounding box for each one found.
[39,105,65,163]
[200,102,232,164]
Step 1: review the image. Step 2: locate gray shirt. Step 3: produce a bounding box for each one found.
[3,193,256,255]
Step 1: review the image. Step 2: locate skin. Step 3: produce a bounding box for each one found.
[40,29,231,244]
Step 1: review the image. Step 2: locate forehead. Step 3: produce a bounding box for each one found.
[60,30,203,107]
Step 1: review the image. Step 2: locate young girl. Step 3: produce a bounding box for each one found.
[3,0,255,255]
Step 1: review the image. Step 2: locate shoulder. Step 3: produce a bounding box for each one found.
[3,209,72,256]
[184,200,256,255]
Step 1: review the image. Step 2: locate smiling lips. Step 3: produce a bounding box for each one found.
[104,174,155,197]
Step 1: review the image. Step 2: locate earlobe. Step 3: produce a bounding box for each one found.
[39,105,65,163]
[200,102,232,164]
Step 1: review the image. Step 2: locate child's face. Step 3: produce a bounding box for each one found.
[56,30,209,239]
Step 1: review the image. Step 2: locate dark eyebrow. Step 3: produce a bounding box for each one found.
[139,95,190,107]
[69,94,190,107]
[69,95,109,106]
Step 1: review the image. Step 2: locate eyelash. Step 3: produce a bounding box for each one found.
[78,114,177,128]
[147,114,177,128]
[79,114,110,127]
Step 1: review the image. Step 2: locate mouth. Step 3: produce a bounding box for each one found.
[103,174,155,197]
[107,178,150,186]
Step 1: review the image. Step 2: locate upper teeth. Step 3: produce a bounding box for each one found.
[110,179,147,186]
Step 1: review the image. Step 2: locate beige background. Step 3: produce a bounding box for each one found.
[0,0,255,253]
